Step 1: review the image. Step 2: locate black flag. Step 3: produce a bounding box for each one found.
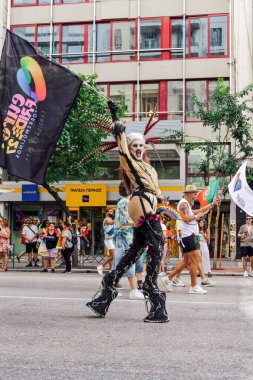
[0,30,82,184]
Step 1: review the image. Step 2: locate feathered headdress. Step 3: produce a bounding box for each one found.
[81,107,163,163]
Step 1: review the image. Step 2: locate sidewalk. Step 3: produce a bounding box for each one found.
[5,256,246,276]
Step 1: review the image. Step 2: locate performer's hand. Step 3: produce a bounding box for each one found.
[112,120,126,137]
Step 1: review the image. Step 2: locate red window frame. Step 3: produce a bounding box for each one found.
[170,14,229,60]
[11,0,92,7]
[185,142,231,183]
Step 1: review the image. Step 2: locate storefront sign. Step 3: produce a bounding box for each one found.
[22,184,39,201]
[66,184,107,207]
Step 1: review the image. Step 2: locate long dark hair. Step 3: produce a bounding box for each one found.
[199,220,207,233]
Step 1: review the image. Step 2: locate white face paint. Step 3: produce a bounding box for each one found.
[130,139,145,161]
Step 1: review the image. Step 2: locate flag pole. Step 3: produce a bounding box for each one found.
[82,81,108,102]
[219,213,225,269]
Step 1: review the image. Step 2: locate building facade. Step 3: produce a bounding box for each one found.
[0,0,252,256]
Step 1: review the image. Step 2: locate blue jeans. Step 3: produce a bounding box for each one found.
[113,236,136,277]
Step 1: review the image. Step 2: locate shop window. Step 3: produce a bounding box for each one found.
[168,81,183,120]
[12,26,35,46]
[62,25,84,63]
[210,16,228,56]
[112,22,135,61]
[140,20,161,58]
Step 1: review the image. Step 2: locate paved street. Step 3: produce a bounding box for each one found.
[0,272,252,380]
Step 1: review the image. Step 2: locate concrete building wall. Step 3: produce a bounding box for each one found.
[233,0,253,91]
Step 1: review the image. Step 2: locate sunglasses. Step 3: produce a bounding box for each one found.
[246,218,252,220]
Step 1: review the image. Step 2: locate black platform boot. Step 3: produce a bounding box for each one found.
[86,272,118,318]
[143,288,169,323]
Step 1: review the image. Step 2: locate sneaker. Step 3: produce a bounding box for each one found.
[248,270,253,277]
[66,271,71,274]
[243,271,249,277]
[158,272,166,277]
[161,276,173,292]
[189,285,207,294]
[129,289,145,300]
[41,268,48,272]
[25,262,33,268]
[51,269,56,273]
[201,278,216,287]
[34,262,39,268]
[115,282,124,289]
[97,265,103,276]
[173,277,185,287]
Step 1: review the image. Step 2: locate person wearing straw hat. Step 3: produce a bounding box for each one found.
[161,184,218,294]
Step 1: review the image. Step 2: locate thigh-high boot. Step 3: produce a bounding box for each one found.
[86,226,146,318]
[142,217,169,323]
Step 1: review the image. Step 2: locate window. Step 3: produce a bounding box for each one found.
[140,20,161,58]
[112,22,135,61]
[152,161,180,179]
[12,0,86,4]
[136,83,159,119]
[171,19,185,58]
[13,0,36,4]
[171,15,228,59]
[110,84,133,117]
[186,81,206,120]
[62,25,84,63]
[37,25,59,59]
[88,24,110,62]
[190,17,208,57]
[210,16,228,56]
[168,81,183,120]
[12,26,35,45]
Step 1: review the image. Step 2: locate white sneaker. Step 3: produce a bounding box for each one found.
[97,265,103,276]
[243,271,249,277]
[129,289,145,300]
[158,272,166,277]
[248,270,253,277]
[161,276,173,292]
[201,278,216,287]
[189,285,207,294]
[173,277,185,287]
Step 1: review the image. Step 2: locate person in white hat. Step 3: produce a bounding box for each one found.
[87,101,168,323]
[161,185,219,294]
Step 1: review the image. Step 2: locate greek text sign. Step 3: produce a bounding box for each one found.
[66,184,107,207]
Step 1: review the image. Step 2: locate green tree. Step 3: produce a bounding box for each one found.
[43,73,126,214]
[184,79,253,190]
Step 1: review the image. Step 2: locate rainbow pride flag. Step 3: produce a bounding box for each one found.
[196,179,220,208]
[157,204,184,220]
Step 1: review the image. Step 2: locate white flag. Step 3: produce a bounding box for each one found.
[228,161,253,216]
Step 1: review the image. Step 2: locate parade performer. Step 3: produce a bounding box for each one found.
[86,101,169,323]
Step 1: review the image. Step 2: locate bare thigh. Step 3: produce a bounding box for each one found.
[128,196,154,226]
